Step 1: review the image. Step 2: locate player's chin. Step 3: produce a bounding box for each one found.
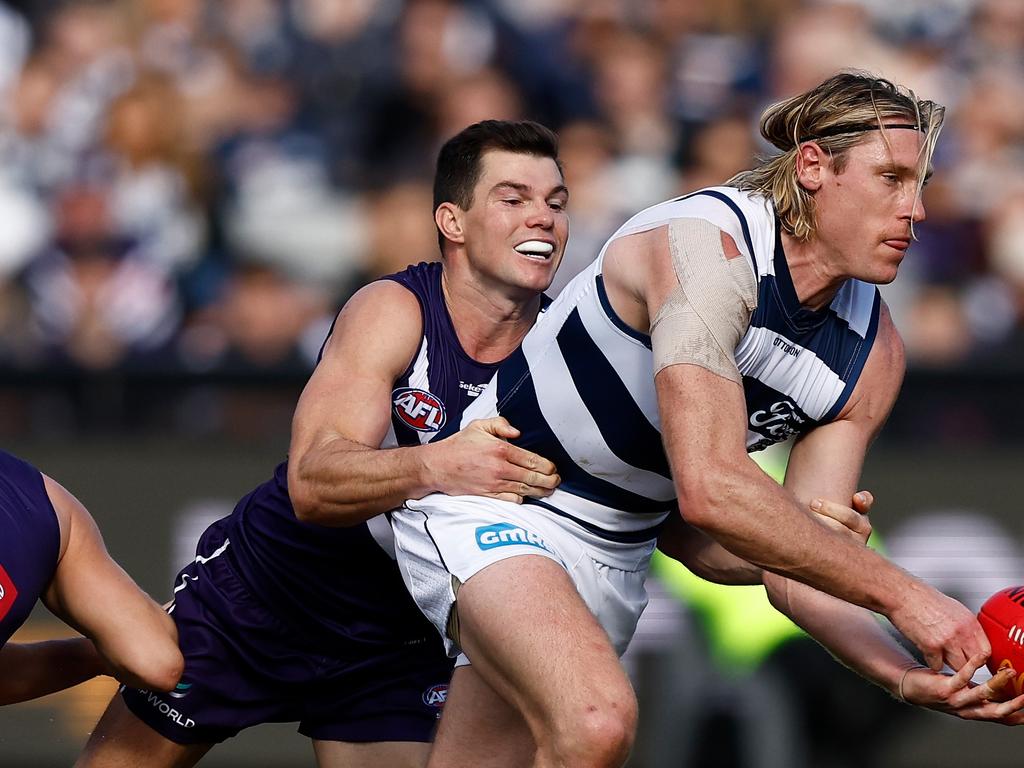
[866,257,902,285]
[518,259,559,287]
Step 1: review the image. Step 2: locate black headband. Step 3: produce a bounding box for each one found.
[798,122,923,143]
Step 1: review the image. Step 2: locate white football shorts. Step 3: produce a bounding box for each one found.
[390,494,655,659]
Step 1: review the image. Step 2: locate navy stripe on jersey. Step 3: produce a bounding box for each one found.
[524,498,665,544]
[315,313,338,364]
[743,376,814,445]
[556,308,670,478]
[766,221,833,332]
[497,348,675,516]
[595,275,651,348]
[822,289,882,421]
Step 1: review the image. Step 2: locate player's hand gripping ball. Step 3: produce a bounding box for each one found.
[978,586,1024,696]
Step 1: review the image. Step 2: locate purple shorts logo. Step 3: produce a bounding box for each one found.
[422,683,448,708]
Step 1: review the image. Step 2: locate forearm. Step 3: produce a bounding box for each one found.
[0,638,106,705]
[764,572,918,697]
[290,437,435,526]
[686,464,914,615]
[658,515,762,586]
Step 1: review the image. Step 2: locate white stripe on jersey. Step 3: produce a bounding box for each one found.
[735,326,845,421]
[575,284,661,431]
[405,336,434,445]
[521,319,676,502]
[600,187,772,279]
[830,278,876,337]
[366,513,397,559]
[171,538,231,596]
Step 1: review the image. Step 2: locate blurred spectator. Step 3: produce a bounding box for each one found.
[547,119,620,294]
[435,67,523,145]
[102,73,206,274]
[361,0,498,185]
[679,113,757,193]
[0,0,1021,387]
[590,28,680,212]
[359,179,438,281]
[24,184,181,370]
[177,260,332,373]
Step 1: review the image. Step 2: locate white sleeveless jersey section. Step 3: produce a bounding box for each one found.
[457,187,881,541]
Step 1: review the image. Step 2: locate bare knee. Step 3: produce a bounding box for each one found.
[547,688,638,768]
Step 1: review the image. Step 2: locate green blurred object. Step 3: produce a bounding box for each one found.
[654,443,883,673]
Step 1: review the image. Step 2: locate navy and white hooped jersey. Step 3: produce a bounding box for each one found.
[461,186,881,545]
[0,451,60,647]
[224,261,509,646]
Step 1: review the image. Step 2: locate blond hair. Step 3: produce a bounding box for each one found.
[728,72,945,241]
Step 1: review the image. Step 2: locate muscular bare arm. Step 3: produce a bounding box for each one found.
[604,220,986,671]
[765,391,1022,722]
[288,281,558,527]
[41,476,183,694]
[658,492,875,587]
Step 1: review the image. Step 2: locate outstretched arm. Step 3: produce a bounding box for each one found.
[765,483,1024,723]
[0,638,106,705]
[658,492,874,587]
[288,281,559,527]
[41,476,183,694]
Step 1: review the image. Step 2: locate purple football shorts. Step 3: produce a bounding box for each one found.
[122,521,453,745]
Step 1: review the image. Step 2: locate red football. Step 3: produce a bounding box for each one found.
[978,586,1024,693]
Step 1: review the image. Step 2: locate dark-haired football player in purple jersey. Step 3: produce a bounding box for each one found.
[77,120,566,768]
[0,450,182,706]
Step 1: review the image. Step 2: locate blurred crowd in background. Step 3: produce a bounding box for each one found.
[1,0,1023,376]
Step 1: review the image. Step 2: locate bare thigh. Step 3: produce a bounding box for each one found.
[436,555,636,765]
[75,695,212,768]
[427,665,534,768]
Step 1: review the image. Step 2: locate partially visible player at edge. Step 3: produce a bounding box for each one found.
[75,121,565,768]
[386,72,1024,768]
[0,450,182,706]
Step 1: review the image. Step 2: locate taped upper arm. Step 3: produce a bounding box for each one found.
[649,218,757,383]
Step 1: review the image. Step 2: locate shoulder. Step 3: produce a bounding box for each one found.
[40,475,81,563]
[319,279,425,373]
[836,300,905,427]
[333,279,423,342]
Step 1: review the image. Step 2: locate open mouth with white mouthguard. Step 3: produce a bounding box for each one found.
[514,240,555,260]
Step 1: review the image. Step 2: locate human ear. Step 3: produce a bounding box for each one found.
[795,142,825,192]
[435,202,465,245]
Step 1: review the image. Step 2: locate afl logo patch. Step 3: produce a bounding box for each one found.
[393,388,446,432]
[422,683,448,708]
[0,563,18,622]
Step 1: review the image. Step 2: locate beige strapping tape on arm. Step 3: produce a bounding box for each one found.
[650,218,757,383]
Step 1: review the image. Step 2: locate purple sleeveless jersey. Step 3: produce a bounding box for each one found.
[225,262,501,646]
[0,451,60,647]
[123,261,516,745]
